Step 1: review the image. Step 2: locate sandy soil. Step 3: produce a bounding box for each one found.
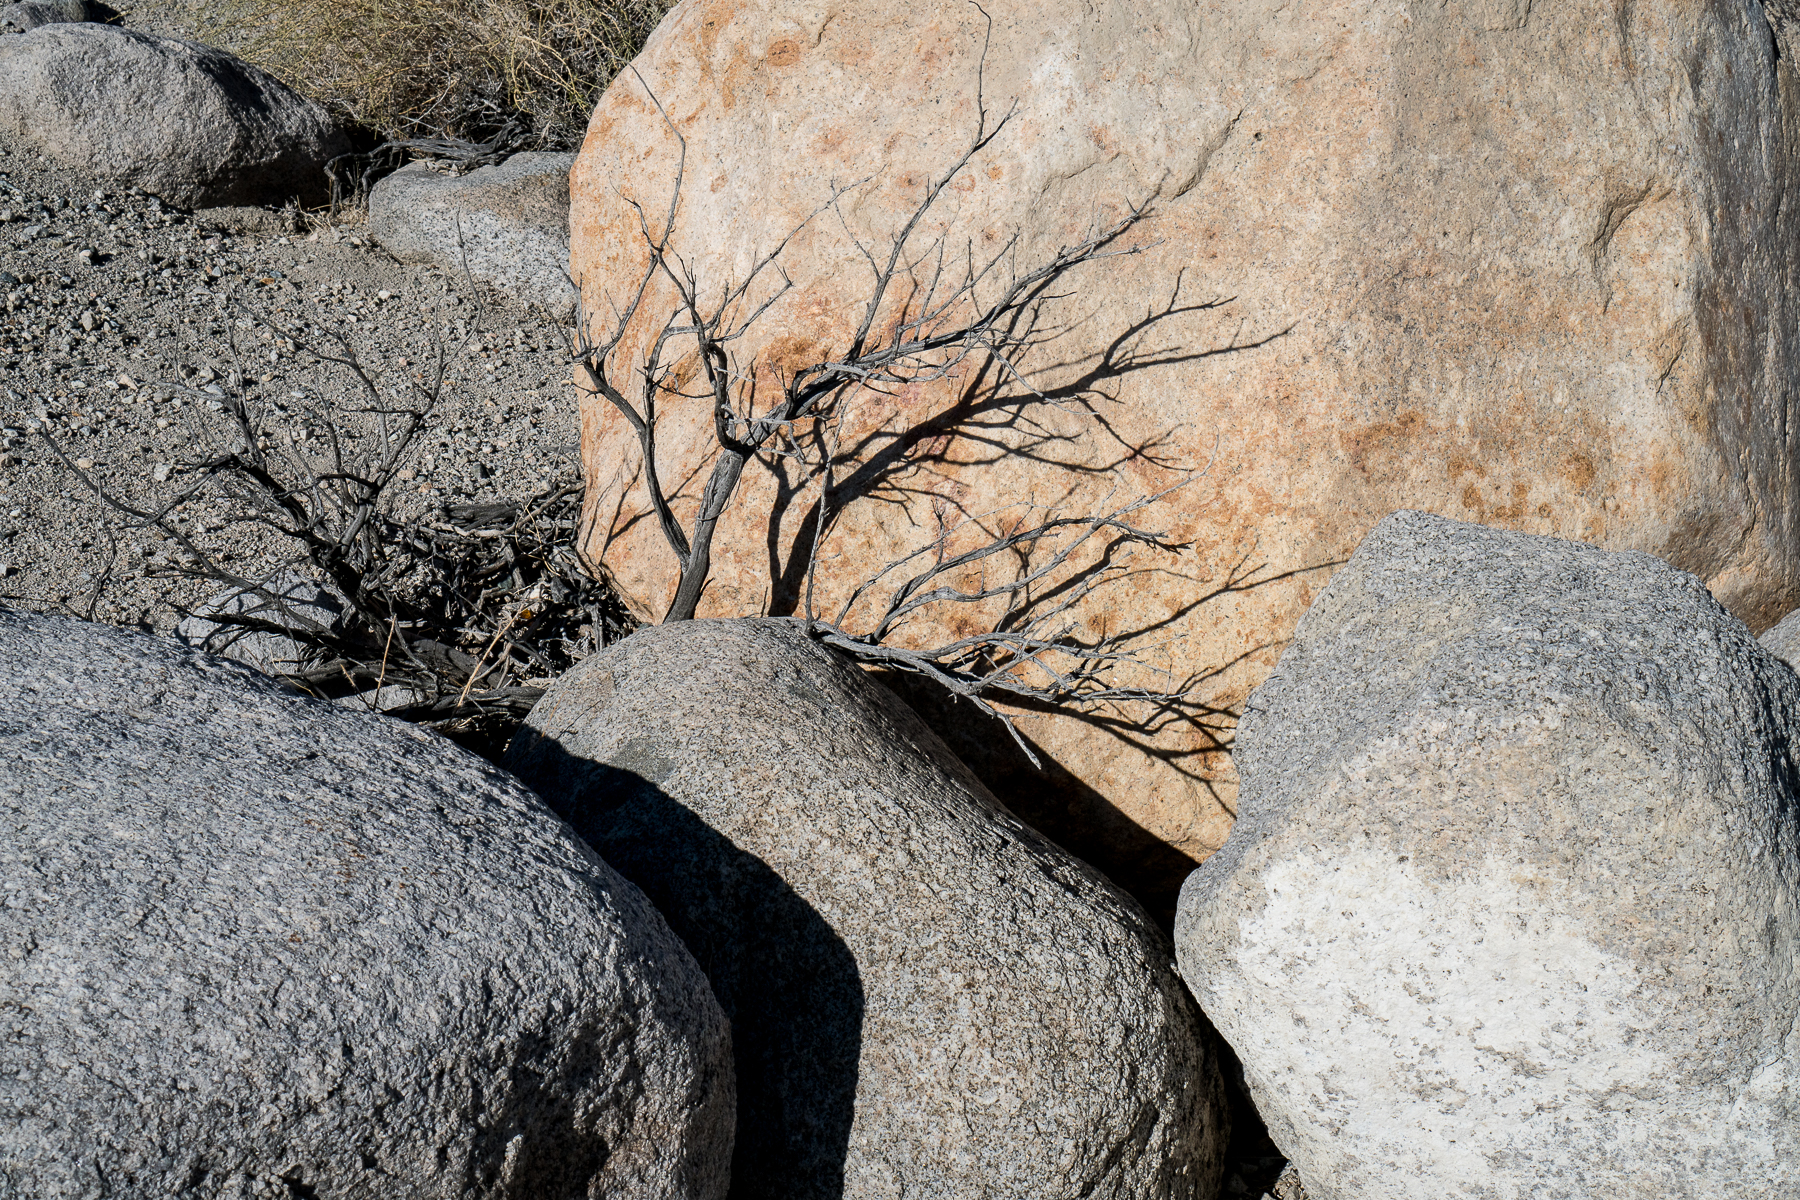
[0,131,586,636]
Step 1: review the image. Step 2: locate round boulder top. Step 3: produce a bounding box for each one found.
[0,1,116,33]
[0,608,733,1199]
[1178,511,1800,1199]
[508,617,1226,1200]
[0,23,349,207]
[367,152,580,315]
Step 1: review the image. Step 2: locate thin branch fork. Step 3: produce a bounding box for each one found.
[571,58,1159,624]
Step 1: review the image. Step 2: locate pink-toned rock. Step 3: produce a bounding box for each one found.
[570,0,1800,914]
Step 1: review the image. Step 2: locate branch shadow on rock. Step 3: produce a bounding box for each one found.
[866,539,1345,929]
[503,733,863,1200]
[869,666,1200,927]
[759,269,1290,619]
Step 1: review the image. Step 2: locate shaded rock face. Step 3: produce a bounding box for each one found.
[506,618,1227,1200]
[0,608,734,1199]
[369,153,578,315]
[1174,511,1800,1200]
[567,0,1800,909]
[0,24,348,206]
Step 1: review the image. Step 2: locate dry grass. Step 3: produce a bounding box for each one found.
[199,0,674,149]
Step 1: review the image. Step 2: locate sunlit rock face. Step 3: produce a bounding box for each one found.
[1177,512,1800,1200]
[569,0,1800,913]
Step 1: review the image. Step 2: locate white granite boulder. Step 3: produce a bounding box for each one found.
[369,153,577,315]
[506,617,1227,1199]
[1175,511,1800,1199]
[0,608,734,1198]
[0,24,348,206]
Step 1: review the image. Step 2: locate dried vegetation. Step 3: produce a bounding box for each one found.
[195,0,673,150]
[44,290,634,758]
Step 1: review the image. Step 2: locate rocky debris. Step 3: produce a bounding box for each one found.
[0,607,734,1198]
[370,153,579,317]
[569,0,1800,911]
[1763,606,1800,671]
[0,132,583,637]
[1,0,114,31]
[507,617,1227,1200]
[0,24,349,207]
[1175,511,1800,1200]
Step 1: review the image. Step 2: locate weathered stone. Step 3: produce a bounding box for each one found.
[370,153,577,315]
[569,0,1800,913]
[175,572,343,676]
[0,607,734,1199]
[0,0,114,32]
[506,617,1226,1200]
[1762,604,1800,670]
[0,24,349,207]
[1175,511,1800,1199]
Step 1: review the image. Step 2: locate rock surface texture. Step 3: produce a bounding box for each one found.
[369,153,579,315]
[0,608,734,1199]
[1762,605,1800,669]
[569,0,1800,910]
[175,573,345,676]
[0,24,348,206]
[0,0,112,31]
[506,618,1226,1200]
[1175,511,1800,1200]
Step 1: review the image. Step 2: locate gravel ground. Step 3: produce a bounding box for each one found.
[0,131,586,636]
[0,16,1309,1198]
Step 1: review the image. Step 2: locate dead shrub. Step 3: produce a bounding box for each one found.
[198,0,673,149]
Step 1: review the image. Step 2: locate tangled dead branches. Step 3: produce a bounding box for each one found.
[571,43,1231,759]
[43,295,633,757]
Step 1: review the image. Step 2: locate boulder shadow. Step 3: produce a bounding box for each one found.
[872,668,1204,928]
[505,732,863,1200]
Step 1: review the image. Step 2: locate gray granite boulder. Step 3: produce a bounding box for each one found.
[505,617,1227,1200]
[0,608,734,1199]
[1762,605,1800,670]
[175,572,344,676]
[369,154,578,315]
[0,24,348,206]
[1176,511,1800,1200]
[0,0,113,31]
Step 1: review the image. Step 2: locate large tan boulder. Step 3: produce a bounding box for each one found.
[570,0,1800,915]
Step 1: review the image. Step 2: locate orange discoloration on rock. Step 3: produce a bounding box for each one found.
[1562,452,1597,493]
[569,0,1800,916]
[1446,454,1485,481]
[766,37,802,67]
[1649,447,1676,500]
